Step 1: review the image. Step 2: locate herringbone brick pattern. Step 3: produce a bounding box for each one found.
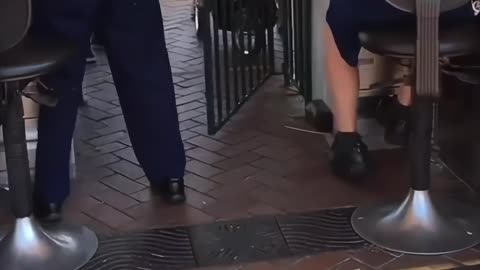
[0,0,479,269]
[66,0,369,233]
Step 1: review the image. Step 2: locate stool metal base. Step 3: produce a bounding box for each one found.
[352,190,480,255]
[0,217,98,270]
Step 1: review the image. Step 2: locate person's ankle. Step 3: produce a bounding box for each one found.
[330,132,370,180]
[333,132,362,150]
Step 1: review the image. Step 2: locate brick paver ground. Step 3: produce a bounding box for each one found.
[0,0,479,269]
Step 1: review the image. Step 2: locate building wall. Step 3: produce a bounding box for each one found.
[310,0,330,103]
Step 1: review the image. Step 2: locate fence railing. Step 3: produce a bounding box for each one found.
[199,0,277,135]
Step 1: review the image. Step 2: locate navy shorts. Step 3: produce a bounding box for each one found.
[326,0,479,66]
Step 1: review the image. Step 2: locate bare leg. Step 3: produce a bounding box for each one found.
[325,24,371,179]
[326,23,412,179]
[325,25,360,132]
[396,85,411,106]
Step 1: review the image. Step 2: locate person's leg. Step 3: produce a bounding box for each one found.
[324,25,359,133]
[325,0,415,179]
[324,23,370,179]
[325,0,477,180]
[325,0,371,179]
[30,0,97,220]
[101,0,186,203]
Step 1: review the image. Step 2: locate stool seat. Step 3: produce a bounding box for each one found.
[0,36,74,82]
[359,24,480,58]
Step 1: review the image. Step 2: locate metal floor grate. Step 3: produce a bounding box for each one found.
[277,207,367,255]
[80,228,196,270]
[78,207,375,269]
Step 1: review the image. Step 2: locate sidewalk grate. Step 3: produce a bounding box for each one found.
[80,207,367,269]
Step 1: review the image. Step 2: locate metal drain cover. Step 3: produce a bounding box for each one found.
[276,207,367,255]
[189,217,290,266]
[80,228,196,270]
[77,208,373,269]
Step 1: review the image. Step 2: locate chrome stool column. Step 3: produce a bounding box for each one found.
[351,0,480,255]
[0,82,98,270]
[352,102,480,255]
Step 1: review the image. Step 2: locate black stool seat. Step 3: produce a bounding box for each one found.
[359,24,480,58]
[0,37,73,82]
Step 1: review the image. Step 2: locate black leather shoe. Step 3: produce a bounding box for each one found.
[33,202,62,223]
[330,134,370,180]
[151,178,186,204]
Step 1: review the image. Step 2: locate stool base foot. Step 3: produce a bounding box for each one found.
[0,217,98,270]
[352,190,480,255]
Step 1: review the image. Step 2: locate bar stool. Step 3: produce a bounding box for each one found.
[0,0,98,269]
[351,0,480,255]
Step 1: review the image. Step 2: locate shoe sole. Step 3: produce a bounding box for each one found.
[150,185,186,205]
[331,161,370,181]
[166,194,186,205]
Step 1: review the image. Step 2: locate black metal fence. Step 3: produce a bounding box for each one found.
[281,0,312,104]
[198,0,277,135]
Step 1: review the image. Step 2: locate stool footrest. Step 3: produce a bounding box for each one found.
[442,66,480,85]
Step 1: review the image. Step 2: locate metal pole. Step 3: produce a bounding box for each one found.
[0,84,98,270]
[351,0,480,255]
[2,83,32,217]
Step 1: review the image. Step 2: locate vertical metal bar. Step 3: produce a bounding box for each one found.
[294,0,303,93]
[261,45,268,79]
[302,0,312,103]
[410,98,434,190]
[220,0,231,114]
[262,19,268,80]
[212,0,223,123]
[247,22,254,92]
[256,7,263,85]
[410,0,441,189]
[200,5,217,135]
[259,0,268,81]
[430,102,441,164]
[229,0,240,104]
[280,0,289,84]
[283,0,290,83]
[239,0,247,97]
[267,0,275,75]
[415,0,440,98]
[287,0,294,81]
[3,83,33,218]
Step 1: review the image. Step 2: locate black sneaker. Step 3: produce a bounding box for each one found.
[330,133,371,180]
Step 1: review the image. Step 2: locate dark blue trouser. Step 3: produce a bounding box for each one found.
[31,0,186,205]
